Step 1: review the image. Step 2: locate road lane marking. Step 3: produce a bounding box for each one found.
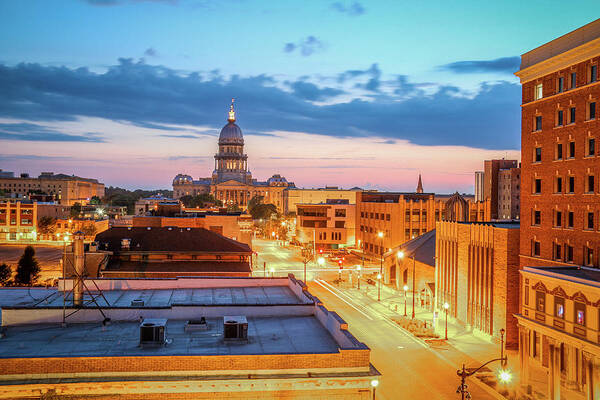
[313,280,373,321]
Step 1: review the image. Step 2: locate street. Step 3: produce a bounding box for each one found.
[254,238,495,400]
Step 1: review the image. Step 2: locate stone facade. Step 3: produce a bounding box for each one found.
[435,221,520,347]
[284,187,363,215]
[516,18,600,269]
[295,200,356,250]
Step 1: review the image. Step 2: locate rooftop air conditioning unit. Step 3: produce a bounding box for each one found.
[139,318,167,347]
[131,299,144,307]
[223,316,248,341]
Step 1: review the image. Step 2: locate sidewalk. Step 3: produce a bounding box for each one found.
[339,277,518,399]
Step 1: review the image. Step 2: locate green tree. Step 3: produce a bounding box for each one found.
[37,216,57,237]
[0,263,12,286]
[247,195,264,214]
[14,246,40,285]
[250,203,279,221]
[70,202,82,218]
[89,195,101,205]
[180,193,222,208]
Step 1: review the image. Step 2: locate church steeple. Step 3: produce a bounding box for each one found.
[227,98,236,122]
[416,174,424,193]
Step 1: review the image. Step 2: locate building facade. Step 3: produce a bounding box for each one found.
[295,199,356,251]
[482,159,521,220]
[516,18,600,269]
[356,190,491,259]
[284,186,363,215]
[435,221,520,347]
[517,266,600,399]
[0,171,105,206]
[475,171,485,202]
[172,102,293,213]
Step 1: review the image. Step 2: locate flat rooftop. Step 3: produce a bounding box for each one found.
[0,316,338,358]
[0,285,306,309]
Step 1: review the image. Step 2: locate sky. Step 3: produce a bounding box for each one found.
[0,1,596,193]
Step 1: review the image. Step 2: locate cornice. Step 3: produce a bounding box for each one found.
[515,37,600,84]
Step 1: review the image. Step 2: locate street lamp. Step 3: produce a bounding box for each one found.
[377,231,384,280]
[397,250,417,319]
[357,265,361,290]
[403,285,408,316]
[377,273,382,301]
[371,379,379,400]
[456,342,510,400]
[443,302,450,340]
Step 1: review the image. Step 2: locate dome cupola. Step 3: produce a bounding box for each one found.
[218,98,244,145]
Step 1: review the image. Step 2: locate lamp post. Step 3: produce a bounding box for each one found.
[443,302,450,340]
[371,379,379,400]
[397,250,416,318]
[403,285,408,317]
[456,341,510,400]
[317,256,325,281]
[357,265,361,290]
[377,273,382,301]
[377,231,384,279]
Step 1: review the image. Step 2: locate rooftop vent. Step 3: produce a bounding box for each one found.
[185,317,208,332]
[131,299,144,307]
[223,316,248,341]
[139,318,167,347]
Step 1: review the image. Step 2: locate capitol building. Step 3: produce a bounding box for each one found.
[172,101,294,212]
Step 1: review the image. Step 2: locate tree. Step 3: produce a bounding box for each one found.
[227,204,241,212]
[0,263,12,286]
[70,202,82,218]
[14,246,40,285]
[250,203,279,221]
[247,195,264,214]
[37,216,57,237]
[180,193,222,208]
[89,195,101,205]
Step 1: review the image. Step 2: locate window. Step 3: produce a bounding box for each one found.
[534,147,542,162]
[575,302,586,326]
[534,178,542,194]
[589,102,596,120]
[588,175,595,193]
[555,210,562,227]
[535,115,542,131]
[568,211,574,228]
[569,107,576,124]
[553,242,562,260]
[556,177,563,193]
[335,209,346,217]
[532,240,541,257]
[533,210,541,225]
[585,246,594,266]
[386,213,390,221]
[588,138,596,156]
[569,141,576,158]
[360,211,364,218]
[558,77,564,93]
[534,83,543,100]
[557,110,564,126]
[568,176,575,193]
[556,143,563,160]
[591,65,597,83]
[587,212,595,230]
[566,245,574,262]
[524,285,529,305]
[555,296,565,319]
[536,291,545,312]
[570,72,577,89]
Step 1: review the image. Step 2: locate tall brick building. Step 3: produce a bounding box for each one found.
[483,159,521,220]
[516,18,600,269]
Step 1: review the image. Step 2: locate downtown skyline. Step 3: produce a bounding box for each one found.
[0,1,595,191]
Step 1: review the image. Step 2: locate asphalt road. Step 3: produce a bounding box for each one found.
[0,244,63,282]
[307,280,494,400]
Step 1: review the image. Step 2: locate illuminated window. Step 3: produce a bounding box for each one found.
[535,83,543,100]
[555,298,564,319]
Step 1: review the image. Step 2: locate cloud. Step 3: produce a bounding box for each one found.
[440,56,520,74]
[289,80,344,101]
[0,59,520,149]
[283,36,324,57]
[0,122,105,142]
[331,2,365,16]
[144,47,158,57]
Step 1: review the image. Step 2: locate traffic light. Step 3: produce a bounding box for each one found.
[319,249,323,254]
[338,259,343,269]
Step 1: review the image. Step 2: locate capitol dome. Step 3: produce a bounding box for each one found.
[218,100,244,145]
[218,122,244,145]
[172,174,193,185]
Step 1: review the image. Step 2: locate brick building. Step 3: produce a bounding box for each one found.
[295,199,356,251]
[86,227,253,278]
[356,190,490,260]
[516,18,600,269]
[0,200,74,242]
[0,171,105,206]
[517,266,600,399]
[0,276,379,399]
[284,186,364,215]
[435,221,520,347]
[483,159,521,220]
